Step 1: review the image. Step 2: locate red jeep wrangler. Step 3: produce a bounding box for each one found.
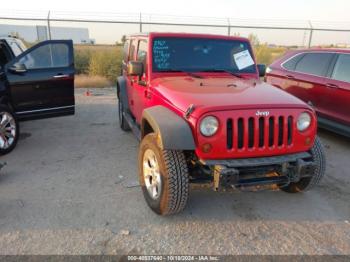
[117,33,326,215]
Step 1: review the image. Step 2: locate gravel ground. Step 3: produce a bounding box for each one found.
[0,88,349,255]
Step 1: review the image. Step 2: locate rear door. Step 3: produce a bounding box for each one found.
[126,39,138,116]
[5,40,75,120]
[283,52,334,109]
[121,38,130,76]
[322,53,350,124]
[132,39,149,122]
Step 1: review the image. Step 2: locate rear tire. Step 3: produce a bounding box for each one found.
[118,99,130,131]
[138,133,189,215]
[0,105,19,155]
[280,137,326,193]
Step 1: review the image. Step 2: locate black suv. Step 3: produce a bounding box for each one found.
[0,37,75,155]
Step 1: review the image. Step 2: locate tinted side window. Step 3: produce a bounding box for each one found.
[123,40,130,62]
[331,54,350,83]
[8,41,24,56]
[129,40,137,61]
[18,43,69,69]
[295,53,333,77]
[137,40,148,71]
[0,42,11,66]
[282,53,304,71]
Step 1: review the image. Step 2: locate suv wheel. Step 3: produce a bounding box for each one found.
[138,133,189,215]
[118,99,130,131]
[0,105,19,155]
[280,137,326,193]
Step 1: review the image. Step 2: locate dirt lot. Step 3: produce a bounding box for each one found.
[0,88,349,255]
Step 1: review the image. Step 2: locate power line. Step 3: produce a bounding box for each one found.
[1,9,350,30]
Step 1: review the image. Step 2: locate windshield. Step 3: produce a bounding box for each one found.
[152,37,257,74]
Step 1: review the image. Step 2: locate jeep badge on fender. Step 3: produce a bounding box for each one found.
[117,32,326,216]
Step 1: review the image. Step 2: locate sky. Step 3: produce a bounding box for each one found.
[1,0,350,21]
[1,0,350,45]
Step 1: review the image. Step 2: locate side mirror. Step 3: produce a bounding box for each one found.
[257,64,266,77]
[127,61,143,77]
[9,63,27,74]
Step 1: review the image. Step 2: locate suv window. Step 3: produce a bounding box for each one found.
[18,43,69,69]
[123,40,130,62]
[282,53,304,71]
[294,53,333,77]
[8,41,24,56]
[331,54,350,83]
[0,43,11,66]
[129,39,137,61]
[137,40,148,71]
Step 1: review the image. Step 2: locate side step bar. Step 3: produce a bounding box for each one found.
[123,111,141,141]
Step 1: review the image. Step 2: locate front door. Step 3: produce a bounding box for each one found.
[5,40,75,120]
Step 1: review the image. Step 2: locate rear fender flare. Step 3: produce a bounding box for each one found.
[116,76,129,111]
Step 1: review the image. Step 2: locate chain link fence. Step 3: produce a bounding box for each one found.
[1,10,350,47]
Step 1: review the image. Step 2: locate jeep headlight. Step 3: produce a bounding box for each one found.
[200,116,219,137]
[297,112,312,132]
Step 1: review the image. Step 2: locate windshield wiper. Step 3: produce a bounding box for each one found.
[160,69,203,79]
[199,69,243,78]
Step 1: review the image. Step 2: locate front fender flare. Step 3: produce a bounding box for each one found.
[142,106,196,150]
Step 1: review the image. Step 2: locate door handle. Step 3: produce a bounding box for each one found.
[144,89,152,99]
[325,83,339,89]
[286,75,295,80]
[53,74,69,79]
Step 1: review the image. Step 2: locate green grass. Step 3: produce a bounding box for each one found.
[253,45,288,65]
[74,45,123,84]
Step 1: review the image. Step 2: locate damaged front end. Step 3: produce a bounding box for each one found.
[195,152,316,191]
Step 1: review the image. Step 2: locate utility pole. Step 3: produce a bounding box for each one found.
[47,11,52,40]
[139,13,142,33]
[308,21,313,48]
[227,18,231,36]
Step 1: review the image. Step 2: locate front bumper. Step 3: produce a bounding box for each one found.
[201,152,316,190]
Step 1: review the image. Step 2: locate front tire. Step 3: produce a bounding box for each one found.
[138,133,189,215]
[0,105,19,155]
[280,137,326,193]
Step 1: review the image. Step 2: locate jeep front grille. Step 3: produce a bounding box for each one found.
[226,115,293,150]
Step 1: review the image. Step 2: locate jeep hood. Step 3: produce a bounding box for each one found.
[151,76,309,118]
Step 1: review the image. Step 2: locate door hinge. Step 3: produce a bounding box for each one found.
[184,104,195,119]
